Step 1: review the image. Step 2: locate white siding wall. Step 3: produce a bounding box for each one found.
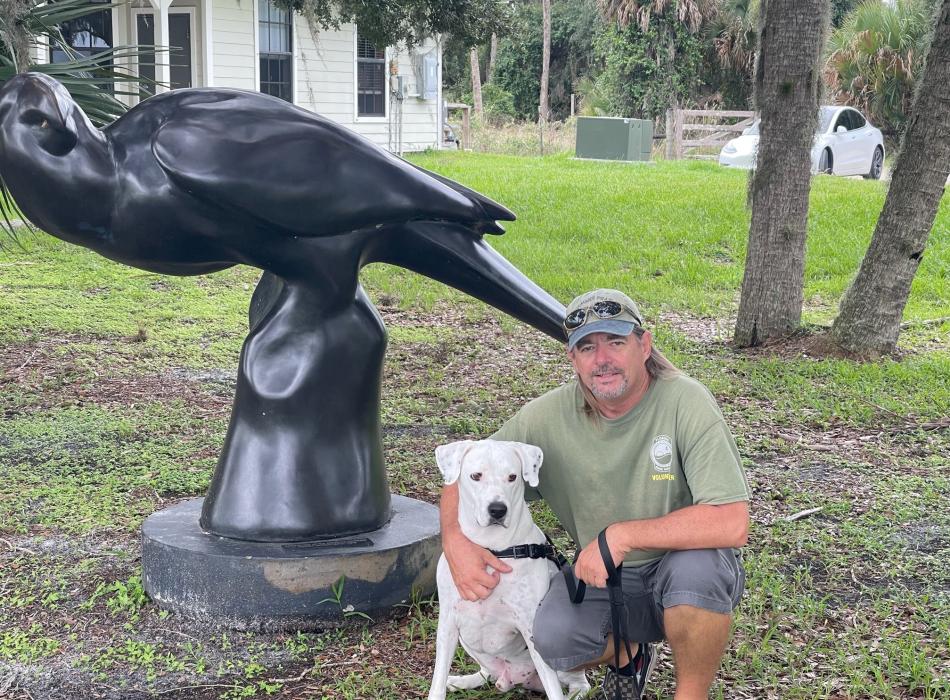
[212,0,256,90]
[202,0,442,151]
[294,22,441,152]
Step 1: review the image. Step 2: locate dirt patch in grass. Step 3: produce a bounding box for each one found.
[1,309,948,699]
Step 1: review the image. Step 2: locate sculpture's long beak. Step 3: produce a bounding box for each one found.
[368,222,566,342]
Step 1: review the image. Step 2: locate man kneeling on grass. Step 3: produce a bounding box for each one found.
[441,289,751,700]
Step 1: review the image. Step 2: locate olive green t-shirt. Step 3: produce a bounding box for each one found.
[493,374,749,566]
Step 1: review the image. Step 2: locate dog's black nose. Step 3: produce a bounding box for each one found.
[488,502,508,522]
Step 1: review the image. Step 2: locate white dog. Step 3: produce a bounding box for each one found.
[428,439,590,700]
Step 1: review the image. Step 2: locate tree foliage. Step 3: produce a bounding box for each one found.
[593,14,704,119]
[824,0,936,135]
[701,0,757,106]
[0,0,141,124]
[489,1,601,121]
[831,0,860,27]
[598,0,719,34]
[274,0,511,50]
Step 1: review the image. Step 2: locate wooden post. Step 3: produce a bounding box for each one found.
[538,107,545,156]
[446,103,473,151]
[673,109,684,160]
[665,109,673,160]
[571,94,576,117]
[461,106,471,150]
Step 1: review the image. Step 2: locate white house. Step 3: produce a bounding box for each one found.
[41,0,445,153]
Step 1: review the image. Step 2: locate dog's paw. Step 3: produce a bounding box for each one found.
[446,672,490,691]
[566,676,592,699]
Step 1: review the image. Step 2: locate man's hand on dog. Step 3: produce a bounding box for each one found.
[574,523,628,588]
[442,528,513,601]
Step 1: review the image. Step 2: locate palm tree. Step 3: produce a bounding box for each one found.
[733,0,828,347]
[824,0,934,135]
[598,0,719,34]
[702,0,758,106]
[596,0,720,115]
[830,0,949,356]
[1,0,145,125]
[712,0,758,75]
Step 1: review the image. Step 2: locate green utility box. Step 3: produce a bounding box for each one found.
[575,116,653,161]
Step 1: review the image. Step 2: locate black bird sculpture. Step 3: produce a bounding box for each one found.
[0,73,565,542]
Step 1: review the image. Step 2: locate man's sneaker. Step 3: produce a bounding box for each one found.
[631,642,656,698]
[602,643,656,700]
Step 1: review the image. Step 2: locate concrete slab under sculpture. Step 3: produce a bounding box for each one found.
[0,73,566,625]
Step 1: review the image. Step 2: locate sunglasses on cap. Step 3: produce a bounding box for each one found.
[562,300,642,331]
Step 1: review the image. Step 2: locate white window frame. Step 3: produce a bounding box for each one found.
[256,0,296,104]
[353,29,388,123]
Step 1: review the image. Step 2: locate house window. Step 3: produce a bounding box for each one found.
[259,0,292,102]
[49,1,112,63]
[356,33,385,117]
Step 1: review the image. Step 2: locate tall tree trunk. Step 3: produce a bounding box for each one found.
[539,0,551,122]
[830,0,950,356]
[469,47,484,118]
[487,33,498,83]
[0,0,33,71]
[733,0,828,347]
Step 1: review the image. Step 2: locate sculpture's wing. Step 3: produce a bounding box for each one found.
[151,90,514,238]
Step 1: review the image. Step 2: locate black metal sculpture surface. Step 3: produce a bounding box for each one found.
[0,73,565,542]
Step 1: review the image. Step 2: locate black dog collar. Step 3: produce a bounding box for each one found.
[491,543,560,562]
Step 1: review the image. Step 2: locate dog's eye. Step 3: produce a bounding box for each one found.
[470,472,482,481]
[508,474,517,482]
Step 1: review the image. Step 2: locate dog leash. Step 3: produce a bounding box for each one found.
[597,530,635,692]
[563,529,641,700]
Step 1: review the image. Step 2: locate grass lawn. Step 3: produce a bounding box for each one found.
[0,155,947,699]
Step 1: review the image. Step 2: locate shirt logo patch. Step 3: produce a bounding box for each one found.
[650,435,673,473]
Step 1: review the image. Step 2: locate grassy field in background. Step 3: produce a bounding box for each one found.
[375,154,950,324]
[0,155,947,699]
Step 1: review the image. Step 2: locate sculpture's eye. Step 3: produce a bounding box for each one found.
[470,472,482,481]
[19,109,76,156]
[508,474,517,482]
[19,109,48,127]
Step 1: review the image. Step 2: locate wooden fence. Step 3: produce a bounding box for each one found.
[665,109,755,160]
[445,102,472,150]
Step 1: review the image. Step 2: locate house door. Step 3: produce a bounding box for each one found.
[134,10,195,93]
[168,12,193,90]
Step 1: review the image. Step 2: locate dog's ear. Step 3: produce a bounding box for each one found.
[513,442,544,487]
[435,440,475,485]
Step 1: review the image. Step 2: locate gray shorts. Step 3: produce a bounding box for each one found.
[532,548,745,671]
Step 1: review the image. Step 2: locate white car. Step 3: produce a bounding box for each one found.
[718,106,885,179]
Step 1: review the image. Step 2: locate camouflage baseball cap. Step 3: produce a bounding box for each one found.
[563,289,643,350]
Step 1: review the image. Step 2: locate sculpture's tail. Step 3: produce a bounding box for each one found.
[368,222,565,342]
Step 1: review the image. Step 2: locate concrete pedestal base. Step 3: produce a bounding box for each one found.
[141,496,441,631]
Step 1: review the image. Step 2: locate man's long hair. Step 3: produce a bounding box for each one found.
[577,328,680,421]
